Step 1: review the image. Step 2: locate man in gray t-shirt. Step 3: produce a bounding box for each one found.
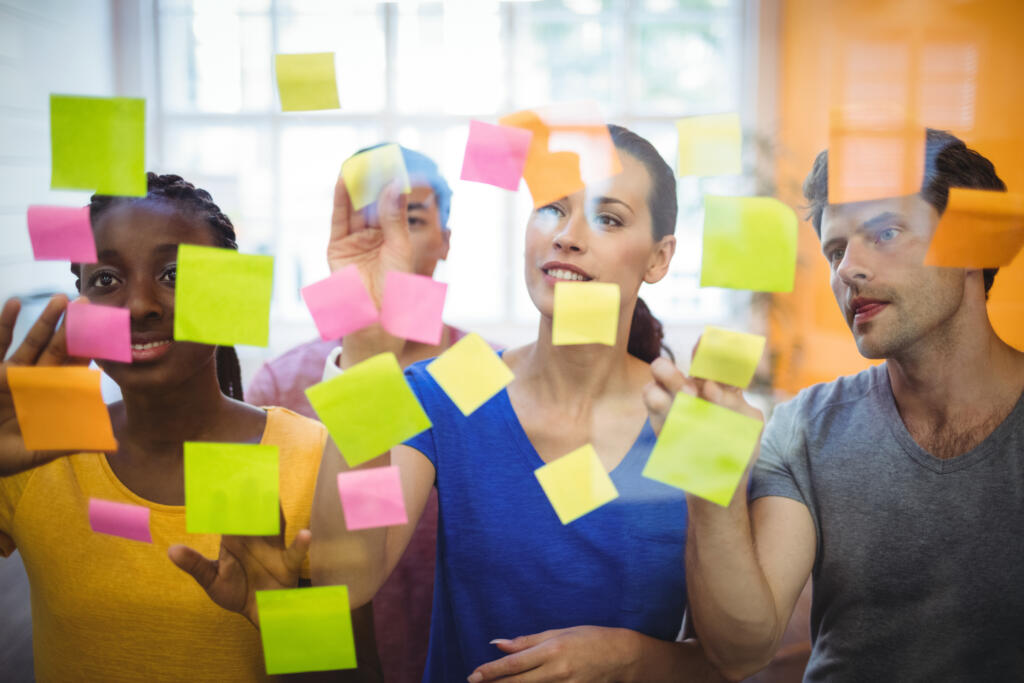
[644,128,1024,682]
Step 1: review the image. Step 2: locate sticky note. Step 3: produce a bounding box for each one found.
[427,333,513,416]
[305,352,431,468]
[274,52,340,112]
[535,444,619,524]
[256,586,356,674]
[88,498,151,543]
[676,113,742,177]
[700,196,797,292]
[66,301,131,363]
[689,326,766,389]
[184,442,279,535]
[552,281,619,346]
[336,466,407,531]
[642,393,763,506]
[380,271,447,346]
[174,244,274,347]
[6,366,116,451]
[460,120,533,191]
[302,265,379,341]
[924,188,1024,268]
[828,122,926,205]
[26,206,96,262]
[50,94,146,196]
[341,144,412,211]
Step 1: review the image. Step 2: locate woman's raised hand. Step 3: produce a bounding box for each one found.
[0,295,91,476]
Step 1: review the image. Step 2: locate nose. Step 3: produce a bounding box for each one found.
[552,209,589,254]
[123,275,164,324]
[835,241,873,287]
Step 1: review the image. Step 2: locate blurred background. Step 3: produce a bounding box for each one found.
[1,0,1022,680]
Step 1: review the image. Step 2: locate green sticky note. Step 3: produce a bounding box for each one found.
[676,113,742,177]
[700,195,797,292]
[256,586,356,674]
[305,352,431,468]
[552,281,620,346]
[535,444,619,524]
[341,143,411,211]
[50,94,146,196]
[184,442,279,535]
[174,244,274,347]
[689,326,767,388]
[642,393,763,506]
[274,52,341,112]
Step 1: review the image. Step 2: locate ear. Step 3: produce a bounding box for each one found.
[439,228,451,262]
[644,235,676,284]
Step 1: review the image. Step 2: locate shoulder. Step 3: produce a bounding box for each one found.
[771,363,887,427]
[262,406,328,459]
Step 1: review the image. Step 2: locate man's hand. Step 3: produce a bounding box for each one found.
[467,626,638,682]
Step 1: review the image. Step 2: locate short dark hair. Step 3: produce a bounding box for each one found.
[803,128,1006,292]
[354,143,453,229]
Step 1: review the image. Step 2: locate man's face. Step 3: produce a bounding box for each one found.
[406,183,450,277]
[820,194,967,359]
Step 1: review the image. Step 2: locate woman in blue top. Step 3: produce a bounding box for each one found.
[311,125,723,681]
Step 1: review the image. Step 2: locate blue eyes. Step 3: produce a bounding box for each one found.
[877,227,898,242]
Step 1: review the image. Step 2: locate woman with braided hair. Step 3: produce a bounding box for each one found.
[0,173,374,681]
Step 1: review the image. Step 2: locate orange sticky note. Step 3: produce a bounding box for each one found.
[7,366,116,451]
[828,121,926,205]
[924,188,1024,268]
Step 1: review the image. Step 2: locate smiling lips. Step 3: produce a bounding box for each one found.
[542,262,593,283]
[130,339,172,362]
[850,298,888,325]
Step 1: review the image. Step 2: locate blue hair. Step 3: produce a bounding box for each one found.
[353,143,453,229]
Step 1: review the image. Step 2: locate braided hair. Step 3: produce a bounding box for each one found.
[81,172,245,400]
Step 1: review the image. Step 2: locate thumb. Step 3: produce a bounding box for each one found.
[378,180,410,247]
[168,544,219,592]
[283,529,312,574]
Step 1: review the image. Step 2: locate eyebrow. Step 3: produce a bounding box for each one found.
[822,211,904,255]
[407,202,429,212]
[589,196,634,214]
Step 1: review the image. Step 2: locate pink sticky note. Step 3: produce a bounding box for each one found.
[27,205,96,262]
[88,498,152,543]
[380,272,447,345]
[301,265,380,341]
[460,120,533,191]
[336,466,408,531]
[66,301,132,363]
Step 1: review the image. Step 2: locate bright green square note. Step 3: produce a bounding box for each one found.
[676,113,742,177]
[552,281,620,346]
[174,244,274,347]
[274,52,340,112]
[50,94,146,196]
[689,326,766,388]
[700,196,797,292]
[643,393,763,506]
[256,586,357,674]
[305,352,432,468]
[184,442,279,535]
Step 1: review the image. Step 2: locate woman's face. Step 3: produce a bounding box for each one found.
[78,201,221,394]
[523,150,675,321]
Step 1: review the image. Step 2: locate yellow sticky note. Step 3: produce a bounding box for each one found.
[274,53,340,112]
[7,366,117,452]
[305,352,431,468]
[552,281,619,346]
[341,144,412,211]
[426,333,513,416]
[642,393,763,507]
[535,444,619,524]
[676,113,742,177]
[700,195,797,292]
[689,326,766,388]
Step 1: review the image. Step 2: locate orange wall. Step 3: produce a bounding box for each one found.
[769,0,1024,395]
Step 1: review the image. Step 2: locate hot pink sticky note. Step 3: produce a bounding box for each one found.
[301,265,380,341]
[27,205,96,262]
[380,271,447,345]
[88,498,152,543]
[460,120,533,191]
[336,466,408,531]
[66,301,132,363]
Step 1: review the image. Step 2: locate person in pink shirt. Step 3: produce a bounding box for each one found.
[247,144,481,683]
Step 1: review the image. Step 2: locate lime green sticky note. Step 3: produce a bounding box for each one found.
[340,143,411,211]
[676,113,742,177]
[184,442,279,535]
[274,52,340,112]
[174,244,274,347]
[689,326,767,388]
[256,586,356,674]
[305,352,431,468]
[535,444,619,524]
[643,393,763,507]
[426,333,513,416]
[552,281,620,346]
[700,195,797,292]
[50,94,146,196]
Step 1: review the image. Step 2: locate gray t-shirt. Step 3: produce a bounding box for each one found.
[751,363,1024,682]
